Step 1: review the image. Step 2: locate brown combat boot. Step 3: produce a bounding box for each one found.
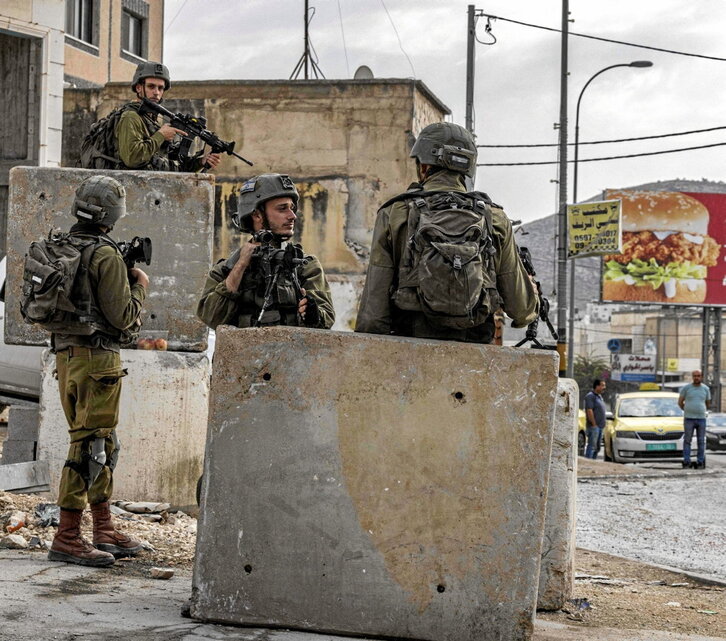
[48,508,115,567]
[91,501,144,558]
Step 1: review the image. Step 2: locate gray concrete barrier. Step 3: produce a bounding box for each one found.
[37,349,209,507]
[4,166,214,351]
[1,406,40,465]
[192,327,559,641]
[537,378,578,610]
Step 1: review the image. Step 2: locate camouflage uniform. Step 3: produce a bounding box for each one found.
[115,103,203,172]
[197,243,335,330]
[355,170,538,343]
[53,227,146,510]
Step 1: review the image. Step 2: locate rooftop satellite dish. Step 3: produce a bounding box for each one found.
[354,65,374,80]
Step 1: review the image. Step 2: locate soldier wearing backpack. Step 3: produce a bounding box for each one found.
[26,176,150,567]
[355,122,537,343]
[80,61,220,172]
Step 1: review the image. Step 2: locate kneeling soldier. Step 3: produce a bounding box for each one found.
[197,174,335,330]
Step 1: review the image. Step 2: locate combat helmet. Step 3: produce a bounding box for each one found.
[232,174,299,232]
[410,122,477,179]
[72,175,127,229]
[131,61,171,91]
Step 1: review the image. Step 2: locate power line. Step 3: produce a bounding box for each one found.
[481,13,726,62]
[336,0,350,78]
[164,0,189,34]
[477,141,726,166]
[477,125,726,148]
[380,0,416,77]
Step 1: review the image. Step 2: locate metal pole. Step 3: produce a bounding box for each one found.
[304,0,309,79]
[565,60,653,378]
[465,5,476,133]
[555,0,569,375]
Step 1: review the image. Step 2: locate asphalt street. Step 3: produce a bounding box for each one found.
[2,551,725,641]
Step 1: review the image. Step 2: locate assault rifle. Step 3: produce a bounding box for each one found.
[515,246,558,349]
[117,236,152,270]
[140,98,253,168]
[253,231,309,327]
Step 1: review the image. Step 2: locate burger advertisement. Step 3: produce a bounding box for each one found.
[602,189,725,305]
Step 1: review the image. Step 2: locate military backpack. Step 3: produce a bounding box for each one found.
[20,232,122,338]
[79,103,149,170]
[391,191,500,329]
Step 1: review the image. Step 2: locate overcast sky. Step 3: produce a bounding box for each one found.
[163,0,726,223]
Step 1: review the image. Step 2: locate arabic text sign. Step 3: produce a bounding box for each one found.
[610,354,656,382]
[567,199,621,258]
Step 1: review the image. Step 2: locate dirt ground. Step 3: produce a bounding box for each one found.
[2,485,724,638]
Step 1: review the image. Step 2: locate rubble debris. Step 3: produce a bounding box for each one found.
[34,503,60,527]
[0,533,29,549]
[150,567,174,580]
[4,510,27,532]
[114,501,170,514]
[665,601,682,607]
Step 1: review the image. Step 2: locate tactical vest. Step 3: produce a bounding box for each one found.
[222,244,306,327]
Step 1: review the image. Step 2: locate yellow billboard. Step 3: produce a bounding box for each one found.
[567,199,621,258]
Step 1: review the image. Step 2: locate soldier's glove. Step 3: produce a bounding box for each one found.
[303,297,321,327]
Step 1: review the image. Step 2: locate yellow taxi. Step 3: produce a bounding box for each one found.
[577,410,586,456]
[603,391,689,463]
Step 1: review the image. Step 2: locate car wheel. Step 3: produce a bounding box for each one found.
[603,439,613,462]
[578,431,586,456]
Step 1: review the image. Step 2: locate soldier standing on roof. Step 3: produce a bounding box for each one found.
[81,61,221,172]
[355,122,538,343]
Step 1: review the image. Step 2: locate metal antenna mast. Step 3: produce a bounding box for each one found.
[290,0,325,80]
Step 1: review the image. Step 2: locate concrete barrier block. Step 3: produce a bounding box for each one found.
[37,348,210,507]
[6,406,40,442]
[4,167,214,351]
[192,327,559,641]
[537,378,578,611]
[1,440,35,465]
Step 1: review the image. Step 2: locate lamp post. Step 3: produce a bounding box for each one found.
[566,60,653,378]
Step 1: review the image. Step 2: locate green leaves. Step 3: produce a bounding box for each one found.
[604,259,706,290]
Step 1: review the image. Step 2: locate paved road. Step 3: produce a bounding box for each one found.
[2,551,724,641]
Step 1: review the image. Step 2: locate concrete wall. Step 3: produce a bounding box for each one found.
[4,167,214,351]
[192,327,559,641]
[37,348,209,507]
[0,0,65,167]
[538,378,578,611]
[61,79,450,268]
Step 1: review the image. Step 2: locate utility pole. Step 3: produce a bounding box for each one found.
[465,5,476,132]
[555,0,569,376]
[290,0,325,80]
[701,307,722,410]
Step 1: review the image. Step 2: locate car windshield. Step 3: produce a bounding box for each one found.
[707,414,726,427]
[618,397,683,418]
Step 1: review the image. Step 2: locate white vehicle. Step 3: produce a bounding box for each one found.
[0,256,43,408]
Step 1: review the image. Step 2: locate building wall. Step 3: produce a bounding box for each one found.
[0,0,65,167]
[62,79,450,271]
[64,0,164,87]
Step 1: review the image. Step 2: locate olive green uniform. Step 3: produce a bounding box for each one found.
[115,103,204,172]
[355,170,538,342]
[53,230,145,510]
[197,243,335,330]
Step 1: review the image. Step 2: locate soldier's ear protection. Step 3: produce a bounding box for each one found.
[73,199,106,223]
[433,144,476,174]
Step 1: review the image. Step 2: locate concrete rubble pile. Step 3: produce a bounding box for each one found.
[0,491,197,567]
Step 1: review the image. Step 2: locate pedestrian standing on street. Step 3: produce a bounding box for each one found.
[678,370,710,469]
[29,176,149,567]
[584,379,607,459]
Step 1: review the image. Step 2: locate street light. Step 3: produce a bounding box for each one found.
[566,60,653,378]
